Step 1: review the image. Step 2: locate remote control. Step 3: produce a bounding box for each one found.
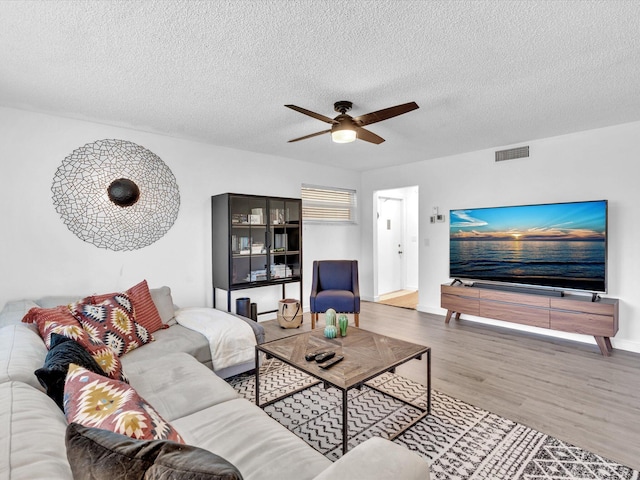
[314,351,336,363]
[319,355,344,369]
[305,350,329,361]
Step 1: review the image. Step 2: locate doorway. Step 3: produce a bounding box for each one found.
[374,186,419,309]
[377,196,404,295]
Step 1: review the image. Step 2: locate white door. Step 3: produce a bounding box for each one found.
[377,197,404,295]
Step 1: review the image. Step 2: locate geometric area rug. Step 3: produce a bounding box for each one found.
[227,360,639,480]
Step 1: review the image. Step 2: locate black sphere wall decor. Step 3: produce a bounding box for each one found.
[52,139,180,251]
[108,178,141,207]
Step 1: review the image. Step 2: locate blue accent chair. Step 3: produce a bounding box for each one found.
[310,260,360,329]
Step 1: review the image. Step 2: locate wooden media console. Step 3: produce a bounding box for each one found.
[441,283,619,356]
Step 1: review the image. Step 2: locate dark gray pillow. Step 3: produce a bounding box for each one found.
[35,333,106,410]
[65,423,243,480]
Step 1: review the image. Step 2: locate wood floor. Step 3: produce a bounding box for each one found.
[262,301,640,471]
[377,290,419,309]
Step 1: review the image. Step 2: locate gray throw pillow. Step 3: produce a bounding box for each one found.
[66,423,243,480]
[34,333,106,410]
[150,286,177,325]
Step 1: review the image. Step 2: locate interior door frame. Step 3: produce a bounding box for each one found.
[372,186,419,302]
[376,196,405,296]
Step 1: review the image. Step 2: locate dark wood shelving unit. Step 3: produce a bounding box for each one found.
[211,193,302,315]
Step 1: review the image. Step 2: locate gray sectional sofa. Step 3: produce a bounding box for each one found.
[0,288,430,480]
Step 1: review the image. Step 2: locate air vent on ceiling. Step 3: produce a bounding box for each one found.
[495,146,529,162]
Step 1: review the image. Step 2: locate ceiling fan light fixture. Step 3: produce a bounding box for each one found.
[331,129,357,143]
[331,125,357,144]
[286,100,418,144]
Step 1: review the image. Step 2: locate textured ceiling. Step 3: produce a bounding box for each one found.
[1,0,639,171]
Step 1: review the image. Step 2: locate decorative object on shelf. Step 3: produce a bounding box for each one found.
[324,324,337,338]
[51,139,180,251]
[338,314,349,337]
[325,308,337,327]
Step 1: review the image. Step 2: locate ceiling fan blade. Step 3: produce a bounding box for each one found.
[285,105,338,124]
[355,126,385,144]
[287,129,332,143]
[353,101,419,127]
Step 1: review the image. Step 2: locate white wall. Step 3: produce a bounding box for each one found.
[361,121,640,353]
[4,106,638,352]
[0,107,361,312]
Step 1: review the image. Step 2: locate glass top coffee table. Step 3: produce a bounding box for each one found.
[255,327,430,454]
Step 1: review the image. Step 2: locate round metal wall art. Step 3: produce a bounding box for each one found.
[52,139,180,251]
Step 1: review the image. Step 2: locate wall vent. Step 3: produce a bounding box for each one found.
[495,146,529,162]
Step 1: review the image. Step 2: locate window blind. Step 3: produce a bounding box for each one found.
[301,185,357,224]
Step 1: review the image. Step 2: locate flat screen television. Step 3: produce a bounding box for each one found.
[449,200,608,293]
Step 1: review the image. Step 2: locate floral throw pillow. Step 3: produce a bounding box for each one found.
[64,364,184,443]
[22,306,127,382]
[71,293,153,357]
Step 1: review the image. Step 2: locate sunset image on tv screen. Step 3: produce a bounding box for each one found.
[449,200,607,292]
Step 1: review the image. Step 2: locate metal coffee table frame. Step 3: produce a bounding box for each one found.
[255,328,430,454]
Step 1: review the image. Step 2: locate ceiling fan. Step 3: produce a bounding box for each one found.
[285,100,419,144]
